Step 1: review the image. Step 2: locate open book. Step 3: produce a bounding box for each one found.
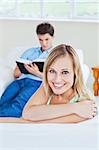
[16,58,44,74]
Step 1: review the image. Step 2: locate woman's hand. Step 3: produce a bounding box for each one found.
[24,63,43,78]
[74,100,97,119]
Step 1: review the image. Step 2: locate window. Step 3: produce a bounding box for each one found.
[0,0,98,21]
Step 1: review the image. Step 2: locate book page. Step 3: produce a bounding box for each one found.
[16,58,32,64]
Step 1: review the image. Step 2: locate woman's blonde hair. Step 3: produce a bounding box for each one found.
[43,44,91,99]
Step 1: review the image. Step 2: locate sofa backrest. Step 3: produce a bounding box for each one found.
[6,47,28,69]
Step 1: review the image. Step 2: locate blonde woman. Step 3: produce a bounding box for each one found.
[0,44,97,123]
[22,44,97,123]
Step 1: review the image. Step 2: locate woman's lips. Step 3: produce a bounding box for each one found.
[53,83,65,89]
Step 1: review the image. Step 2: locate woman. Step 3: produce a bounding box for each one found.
[0,44,97,123]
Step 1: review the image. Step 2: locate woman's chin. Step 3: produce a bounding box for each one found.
[52,89,63,95]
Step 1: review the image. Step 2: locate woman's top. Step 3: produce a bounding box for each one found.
[47,94,79,105]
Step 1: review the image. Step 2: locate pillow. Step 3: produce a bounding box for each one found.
[0,62,14,96]
[75,49,89,85]
[0,47,27,96]
[6,47,28,69]
[75,49,84,64]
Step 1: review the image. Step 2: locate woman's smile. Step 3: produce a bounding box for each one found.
[47,54,74,95]
[50,81,70,95]
[53,83,65,88]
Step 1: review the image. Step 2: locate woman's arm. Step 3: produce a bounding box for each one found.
[37,114,86,123]
[0,101,96,124]
[23,85,76,121]
[0,115,85,123]
[0,117,31,123]
[0,114,85,124]
[23,85,97,123]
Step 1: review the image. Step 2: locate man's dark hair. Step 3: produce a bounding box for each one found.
[36,22,54,36]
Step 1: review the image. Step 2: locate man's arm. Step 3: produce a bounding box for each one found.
[13,63,43,79]
[13,65,22,78]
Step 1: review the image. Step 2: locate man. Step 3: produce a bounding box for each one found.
[0,22,54,117]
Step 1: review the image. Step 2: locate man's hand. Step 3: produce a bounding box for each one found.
[24,63,43,78]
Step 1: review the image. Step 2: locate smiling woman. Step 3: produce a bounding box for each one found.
[0,44,97,123]
[21,44,97,123]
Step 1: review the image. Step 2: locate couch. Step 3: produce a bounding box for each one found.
[0,48,99,150]
[0,47,90,96]
[0,116,98,150]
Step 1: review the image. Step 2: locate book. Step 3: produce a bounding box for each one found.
[16,58,44,74]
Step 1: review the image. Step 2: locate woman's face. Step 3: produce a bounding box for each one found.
[47,54,74,95]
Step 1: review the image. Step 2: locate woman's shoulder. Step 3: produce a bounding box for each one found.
[70,95,79,104]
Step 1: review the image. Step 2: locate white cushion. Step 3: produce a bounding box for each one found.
[76,49,84,64]
[6,47,27,70]
[0,47,27,96]
[75,49,90,84]
[0,62,14,96]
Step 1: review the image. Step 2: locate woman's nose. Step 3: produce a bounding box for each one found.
[54,73,62,82]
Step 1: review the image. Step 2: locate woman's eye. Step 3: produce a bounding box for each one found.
[62,71,69,75]
[49,69,55,74]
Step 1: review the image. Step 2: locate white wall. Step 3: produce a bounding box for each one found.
[0,19,99,68]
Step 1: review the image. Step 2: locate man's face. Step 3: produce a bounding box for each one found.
[38,33,54,51]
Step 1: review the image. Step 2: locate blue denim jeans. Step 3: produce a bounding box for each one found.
[0,78,42,117]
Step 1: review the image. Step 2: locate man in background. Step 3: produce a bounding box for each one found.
[0,22,55,117]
